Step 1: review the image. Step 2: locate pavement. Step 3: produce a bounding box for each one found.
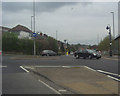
[102,55,119,61]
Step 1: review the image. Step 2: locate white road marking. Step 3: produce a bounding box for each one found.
[97,70,120,77]
[20,66,29,73]
[84,66,120,81]
[84,66,96,71]
[33,66,62,68]
[24,66,82,68]
[0,66,7,68]
[23,66,35,69]
[58,89,67,92]
[38,79,61,94]
[62,66,71,68]
[107,75,120,82]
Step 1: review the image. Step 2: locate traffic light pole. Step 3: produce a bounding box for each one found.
[109,27,112,57]
[106,25,112,57]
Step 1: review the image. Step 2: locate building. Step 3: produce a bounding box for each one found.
[8,25,33,39]
[0,26,10,32]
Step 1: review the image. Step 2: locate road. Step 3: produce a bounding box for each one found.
[2,54,119,94]
[2,55,58,94]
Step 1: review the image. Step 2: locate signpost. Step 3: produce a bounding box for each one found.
[33,32,36,56]
[33,33,37,37]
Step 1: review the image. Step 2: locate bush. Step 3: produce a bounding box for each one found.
[2,32,34,55]
[2,32,59,55]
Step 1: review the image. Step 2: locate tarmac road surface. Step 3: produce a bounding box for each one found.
[2,54,119,94]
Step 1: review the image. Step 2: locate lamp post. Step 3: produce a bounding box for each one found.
[33,0,36,56]
[106,24,112,57]
[31,16,34,32]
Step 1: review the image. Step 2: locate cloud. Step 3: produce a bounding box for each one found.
[2,2,118,45]
[2,2,78,13]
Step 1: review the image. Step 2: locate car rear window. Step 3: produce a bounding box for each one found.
[43,50,49,52]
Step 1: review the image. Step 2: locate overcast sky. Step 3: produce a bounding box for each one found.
[1,1,119,45]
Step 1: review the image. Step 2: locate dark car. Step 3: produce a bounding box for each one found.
[74,49,101,59]
[41,50,57,56]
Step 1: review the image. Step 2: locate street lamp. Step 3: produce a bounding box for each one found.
[106,24,112,57]
[31,16,34,32]
[33,0,36,56]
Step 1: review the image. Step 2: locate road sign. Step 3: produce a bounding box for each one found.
[33,33,37,37]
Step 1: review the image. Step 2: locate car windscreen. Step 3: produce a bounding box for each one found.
[76,49,82,52]
[86,49,94,53]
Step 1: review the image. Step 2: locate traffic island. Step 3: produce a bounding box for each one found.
[27,66,118,94]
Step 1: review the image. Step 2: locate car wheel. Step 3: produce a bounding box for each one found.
[96,57,99,59]
[83,57,86,59]
[89,55,92,59]
[76,54,79,59]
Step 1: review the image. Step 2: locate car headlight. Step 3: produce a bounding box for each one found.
[93,53,96,56]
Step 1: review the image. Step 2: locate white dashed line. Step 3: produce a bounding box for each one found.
[20,66,29,73]
[58,89,67,92]
[38,79,61,94]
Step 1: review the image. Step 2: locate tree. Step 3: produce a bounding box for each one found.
[47,37,58,52]
[36,39,49,55]
[98,35,113,51]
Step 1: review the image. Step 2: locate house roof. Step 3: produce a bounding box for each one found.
[9,25,32,33]
[0,26,11,31]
